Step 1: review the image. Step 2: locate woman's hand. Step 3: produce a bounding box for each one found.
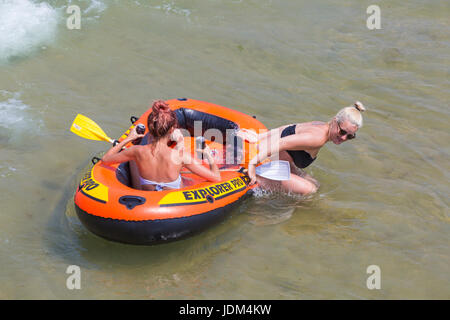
[236,128,258,143]
[185,146,221,182]
[170,128,184,144]
[197,145,213,159]
[102,127,143,165]
[247,163,257,185]
[127,126,145,142]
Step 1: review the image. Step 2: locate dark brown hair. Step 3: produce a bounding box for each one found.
[147,100,178,141]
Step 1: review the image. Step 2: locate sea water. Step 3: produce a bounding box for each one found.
[0,0,448,299]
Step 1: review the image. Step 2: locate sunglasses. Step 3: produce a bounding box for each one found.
[337,122,356,140]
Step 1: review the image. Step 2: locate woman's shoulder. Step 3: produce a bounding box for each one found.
[296,122,328,145]
[298,120,327,127]
[278,121,326,130]
[131,144,149,160]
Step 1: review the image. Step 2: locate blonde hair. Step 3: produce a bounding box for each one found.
[335,101,366,128]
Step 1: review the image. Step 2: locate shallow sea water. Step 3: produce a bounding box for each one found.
[0,0,448,299]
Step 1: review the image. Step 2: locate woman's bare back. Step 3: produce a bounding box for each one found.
[134,144,183,182]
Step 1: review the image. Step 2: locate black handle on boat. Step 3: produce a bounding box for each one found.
[130,116,138,124]
[119,196,146,210]
[91,157,101,165]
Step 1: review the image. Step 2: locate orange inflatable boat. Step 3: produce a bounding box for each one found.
[74,98,266,245]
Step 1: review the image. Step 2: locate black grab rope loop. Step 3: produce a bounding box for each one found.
[130,116,138,124]
[91,157,101,165]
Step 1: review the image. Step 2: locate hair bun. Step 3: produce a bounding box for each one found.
[152,100,170,113]
[354,101,366,112]
[147,99,178,141]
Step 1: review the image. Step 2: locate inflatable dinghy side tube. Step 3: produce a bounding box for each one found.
[175,108,239,137]
[74,99,266,245]
[74,193,250,245]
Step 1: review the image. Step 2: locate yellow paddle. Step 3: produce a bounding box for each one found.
[70,114,115,144]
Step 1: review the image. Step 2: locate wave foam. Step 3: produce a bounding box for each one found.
[82,0,106,15]
[0,0,59,63]
[0,90,43,134]
[150,1,192,20]
[0,91,29,128]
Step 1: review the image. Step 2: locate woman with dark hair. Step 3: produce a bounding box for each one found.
[102,100,221,191]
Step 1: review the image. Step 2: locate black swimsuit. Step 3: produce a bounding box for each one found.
[281,125,316,169]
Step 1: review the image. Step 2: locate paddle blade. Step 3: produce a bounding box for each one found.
[255,160,291,181]
[70,114,112,143]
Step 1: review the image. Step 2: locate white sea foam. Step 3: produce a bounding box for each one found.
[82,0,106,14]
[0,1,108,63]
[0,165,17,178]
[0,91,28,128]
[64,0,107,18]
[150,1,192,21]
[0,90,42,131]
[0,0,60,63]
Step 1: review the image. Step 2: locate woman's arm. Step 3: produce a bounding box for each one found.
[101,127,144,165]
[247,131,323,185]
[183,146,221,182]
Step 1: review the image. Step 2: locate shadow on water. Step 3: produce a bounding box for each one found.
[43,153,254,272]
[41,142,372,298]
[247,188,313,226]
[41,154,369,298]
[44,158,355,262]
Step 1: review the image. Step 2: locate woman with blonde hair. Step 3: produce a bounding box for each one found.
[246,101,366,195]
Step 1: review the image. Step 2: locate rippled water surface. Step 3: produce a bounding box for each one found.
[0,0,449,299]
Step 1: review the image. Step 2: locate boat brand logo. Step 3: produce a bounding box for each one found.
[158,176,248,207]
[79,168,109,203]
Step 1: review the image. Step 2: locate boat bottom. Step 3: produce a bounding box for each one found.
[75,190,252,245]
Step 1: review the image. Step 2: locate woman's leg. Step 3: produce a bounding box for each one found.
[299,171,320,189]
[280,173,318,195]
[289,165,320,190]
[256,172,318,195]
[278,151,319,194]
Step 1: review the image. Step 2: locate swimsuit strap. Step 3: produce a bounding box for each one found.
[280,124,316,169]
[139,174,182,190]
